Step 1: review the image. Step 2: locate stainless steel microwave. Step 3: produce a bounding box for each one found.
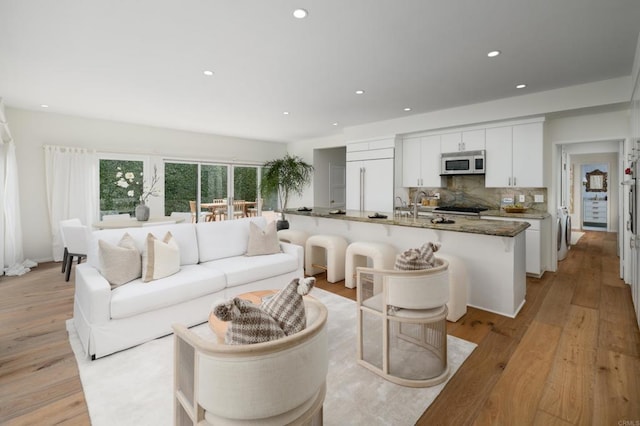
[441,150,485,175]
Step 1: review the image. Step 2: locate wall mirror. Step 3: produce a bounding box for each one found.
[585,169,607,192]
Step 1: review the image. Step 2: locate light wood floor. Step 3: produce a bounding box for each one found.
[1,231,639,425]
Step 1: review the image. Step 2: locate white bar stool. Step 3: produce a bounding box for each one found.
[437,253,469,322]
[305,234,348,283]
[345,241,397,289]
[277,229,310,264]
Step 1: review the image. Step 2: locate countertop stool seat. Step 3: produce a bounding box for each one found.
[345,241,397,290]
[437,253,469,322]
[305,234,348,283]
[277,229,310,265]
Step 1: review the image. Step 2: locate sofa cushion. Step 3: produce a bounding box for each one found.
[98,233,141,288]
[197,216,267,262]
[88,223,200,270]
[110,264,227,319]
[246,221,281,256]
[142,231,180,282]
[213,298,285,344]
[201,252,298,288]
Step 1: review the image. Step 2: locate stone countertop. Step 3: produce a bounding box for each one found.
[394,206,550,220]
[284,207,529,237]
[481,209,551,220]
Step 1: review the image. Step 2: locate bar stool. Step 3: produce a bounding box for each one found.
[437,253,469,322]
[305,234,348,283]
[345,241,397,289]
[278,229,310,264]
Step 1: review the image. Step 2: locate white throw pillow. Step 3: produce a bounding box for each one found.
[246,220,281,256]
[142,231,181,282]
[98,233,141,288]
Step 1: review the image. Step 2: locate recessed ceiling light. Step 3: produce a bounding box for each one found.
[283,111,290,115]
[40,104,49,108]
[355,90,365,95]
[203,70,214,76]
[403,107,412,112]
[332,122,339,126]
[516,83,527,89]
[293,9,308,19]
[487,50,501,58]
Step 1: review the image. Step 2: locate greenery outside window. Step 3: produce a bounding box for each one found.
[99,158,144,218]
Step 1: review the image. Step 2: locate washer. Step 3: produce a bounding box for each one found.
[558,207,570,260]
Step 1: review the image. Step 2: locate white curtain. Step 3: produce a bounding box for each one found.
[0,98,27,275]
[44,145,98,261]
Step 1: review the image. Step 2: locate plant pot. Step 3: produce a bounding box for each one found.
[135,202,150,221]
[276,220,290,231]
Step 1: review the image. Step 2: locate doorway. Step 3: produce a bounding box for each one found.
[581,164,609,231]
[313,147,347,208]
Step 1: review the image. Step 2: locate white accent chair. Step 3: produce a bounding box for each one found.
[356,259,450,387]
[102,213,131,221]
[172,297,328,425]
[170,212,193,223]
[59,218,81,277]
[59,221,91,282]
[305,234,348,283]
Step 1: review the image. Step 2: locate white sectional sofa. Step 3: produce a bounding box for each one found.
[73,216,303,359]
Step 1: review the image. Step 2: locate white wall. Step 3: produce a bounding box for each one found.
[7,107,287,262]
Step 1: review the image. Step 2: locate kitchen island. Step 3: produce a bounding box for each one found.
[285,207,529,318]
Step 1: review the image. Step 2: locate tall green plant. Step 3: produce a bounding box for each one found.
[260,154,313,219]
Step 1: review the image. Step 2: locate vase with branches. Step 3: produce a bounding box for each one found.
[116,165,161,220]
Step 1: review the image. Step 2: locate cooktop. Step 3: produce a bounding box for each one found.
[433,206,488,214]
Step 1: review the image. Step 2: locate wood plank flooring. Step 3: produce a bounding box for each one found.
[1,231,639,425]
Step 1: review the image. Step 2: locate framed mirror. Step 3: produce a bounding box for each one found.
[585,169,607,192]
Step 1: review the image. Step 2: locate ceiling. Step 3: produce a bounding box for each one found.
[1,1,639,143]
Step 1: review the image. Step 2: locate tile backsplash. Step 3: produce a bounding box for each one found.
[405,175,548,211]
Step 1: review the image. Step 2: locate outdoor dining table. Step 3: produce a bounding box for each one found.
[201,201,256,218]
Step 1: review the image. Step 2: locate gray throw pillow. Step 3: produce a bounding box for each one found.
[261,277,315,336]
[99,233,141,288]
[394,241,441,270]
[213,298,285,344]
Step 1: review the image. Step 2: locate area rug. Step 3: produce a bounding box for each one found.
[67,288,476,425]
[571,231,585,245]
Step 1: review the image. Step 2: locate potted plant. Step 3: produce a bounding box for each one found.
[260,154,313,230]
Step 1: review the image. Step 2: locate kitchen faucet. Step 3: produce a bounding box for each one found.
[395,196,406,207]
[413,190,429,219]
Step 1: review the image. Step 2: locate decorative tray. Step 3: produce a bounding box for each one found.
[504,207,527,213]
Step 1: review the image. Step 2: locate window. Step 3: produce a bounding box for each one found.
[99,158,144,219]
[164,160,266,221]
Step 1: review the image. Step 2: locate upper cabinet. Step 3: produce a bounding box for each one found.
[485,122,544,188]
[402,135,441,187]
[440,129,485,153]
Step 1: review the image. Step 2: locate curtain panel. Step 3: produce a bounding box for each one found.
[44,145,98,261]
[0,99,25,274]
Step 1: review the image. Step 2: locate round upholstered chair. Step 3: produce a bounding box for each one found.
[172,297,328,425]
[356,259,450,387]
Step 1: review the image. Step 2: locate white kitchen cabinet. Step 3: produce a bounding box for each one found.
[512,123,544,187]
[440,129,485,153]
[346,138,395,212]
[347,157,394,212]
[485,122,543,188]
[583,199,607,228]
[402,135,441,187]
[482,215,550,277]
